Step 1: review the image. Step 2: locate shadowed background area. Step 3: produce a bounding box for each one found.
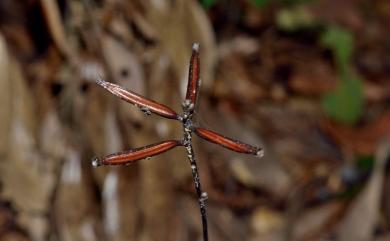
[0,0,390,241]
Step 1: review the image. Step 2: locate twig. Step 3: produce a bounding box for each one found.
[182,100,209,241]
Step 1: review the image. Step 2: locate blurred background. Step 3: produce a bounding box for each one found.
[0,0,390,241]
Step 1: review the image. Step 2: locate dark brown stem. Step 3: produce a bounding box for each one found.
[182,103,208,241]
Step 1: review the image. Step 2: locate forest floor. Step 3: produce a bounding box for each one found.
[0,0,389,241]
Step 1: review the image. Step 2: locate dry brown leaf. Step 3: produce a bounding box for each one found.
[0,56,56,241]
[0,33,11,155]
[292,202,343,241]
[139,0,216,92]
[308,0,364,30]
[40,0,76,62]
[337,137,390,241]
[101,34,145,94]
[251,207,284,235]
[55,146,100,241]
[374,234,390,241]
[0,202,30,241]
[322,112,390,155]
[289,60,337,96]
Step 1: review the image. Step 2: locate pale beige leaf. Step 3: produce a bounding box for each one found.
[337,137,390,241]
[0,33,11,155]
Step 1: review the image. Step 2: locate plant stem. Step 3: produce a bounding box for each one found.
[182,107,209,241]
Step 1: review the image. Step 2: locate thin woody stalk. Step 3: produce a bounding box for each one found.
[182,103,208,241]
[184,137,209,241]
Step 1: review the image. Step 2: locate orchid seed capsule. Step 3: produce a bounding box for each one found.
[194,127,263,156]
[96,78,179,120]
[95,140,182,166]
[184,43,201,108]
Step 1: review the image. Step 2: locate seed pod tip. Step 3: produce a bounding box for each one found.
[92,157,102,168]
[192,43,200,52]
[96,78,108,87]
[256,149,264,158]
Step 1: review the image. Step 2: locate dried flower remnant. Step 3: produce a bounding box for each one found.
[194,127,264,157]
[93,43,263,241]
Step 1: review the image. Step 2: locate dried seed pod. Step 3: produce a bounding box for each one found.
[96,78,179,120]
[92,140,182,166]
[185,43,201,107]
[194,127,263,157]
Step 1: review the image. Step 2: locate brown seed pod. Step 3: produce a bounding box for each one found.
[185,43,201,107]
[96,78,179,120]
[194,127,263,157]
[92,140,182,167]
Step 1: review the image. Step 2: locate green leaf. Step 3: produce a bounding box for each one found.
[356,155,374,172]
[322,72,363,124]
[321,25,363,124]
[320,25,353,69]
[250,0,270,7]
[282,0,315,5]
[276,6,316,31]
[201,0,217,9]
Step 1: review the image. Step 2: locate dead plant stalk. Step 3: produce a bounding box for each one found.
[92,43,264,241]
